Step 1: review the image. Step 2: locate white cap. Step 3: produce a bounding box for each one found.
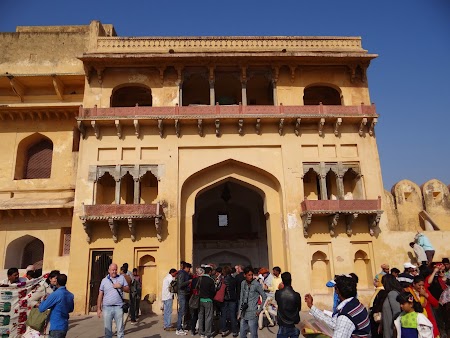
[404,262,417,269]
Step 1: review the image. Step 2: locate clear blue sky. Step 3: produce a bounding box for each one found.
[1,0,449,190]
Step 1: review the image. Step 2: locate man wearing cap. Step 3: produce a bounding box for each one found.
[373,264,389,287]
[409,241,428,266]
[397,263,416,289]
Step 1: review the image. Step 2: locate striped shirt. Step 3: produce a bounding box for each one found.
[99,274,128,306]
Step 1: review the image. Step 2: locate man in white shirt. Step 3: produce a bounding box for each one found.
[162,268,178,331]
[1,267,27,285]
[305,274,370,338]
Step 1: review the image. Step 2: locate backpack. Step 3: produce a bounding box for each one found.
[169,279,178,294]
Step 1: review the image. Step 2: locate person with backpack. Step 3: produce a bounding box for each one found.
[162,268,178,331]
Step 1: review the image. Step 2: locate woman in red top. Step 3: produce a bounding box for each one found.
[408,275,440,338]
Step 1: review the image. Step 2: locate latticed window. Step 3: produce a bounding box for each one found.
[61,228,71,256]
[24,139,53,179]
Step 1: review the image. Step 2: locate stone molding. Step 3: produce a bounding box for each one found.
[92,36,365,54]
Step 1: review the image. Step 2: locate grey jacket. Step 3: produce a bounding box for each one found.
[238,279,267,320]
[382,290,401,338]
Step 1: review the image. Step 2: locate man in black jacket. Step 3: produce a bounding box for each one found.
[274,272,301,338]
[198,266,216,338]
[176,262,192,335]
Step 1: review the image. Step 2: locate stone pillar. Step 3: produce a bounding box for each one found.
[320,174,328,200]
[337,174,345,199]
[272,79,278,106]
[241,80,247,106]
[178,82,183,107]
[115,178,121,205]
[209,79,215,106]
[133,178,140,204]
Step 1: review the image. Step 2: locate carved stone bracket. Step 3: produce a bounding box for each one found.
[115,120,122,139]
[256,118,261,135]
[278,118,284,136]
[133,119,140,138]
[238,119,244,136]
[345,213,359,236]
[155,217,162,242]
[294,118,301,136]
[368,211,382,236]
[175,119,180,138]
[289,65,296,83]
[91,121,100,139]
[334,118,342,136]
[128,218,136,242]
[158,119,164,138]
[328,213,339,236]
[369,118,377,136]
[95,67,105,85]
[108,218,118,243]
[359,118,367,136]
[301,212,313,237]
[82,219,92,243]
[318,118,325,136]
[197,119,203,137]
[215,119,220,137]
[77,121,86,139]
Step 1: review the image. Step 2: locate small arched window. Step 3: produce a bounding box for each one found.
[304,85,342,105]
[15,134,54,180]
[24,139,53,179]
[111,85,152,107]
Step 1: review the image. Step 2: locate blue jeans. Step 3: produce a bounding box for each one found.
[240,317,258,338]
[220,301,238,333]
[277,326,300,338]
[163,298,173,328]
[177,295,187,330]
[103,305,124,338]
[49,331,67,338]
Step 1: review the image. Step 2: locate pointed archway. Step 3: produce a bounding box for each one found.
[5,235,44,270]
[180,159,286,270]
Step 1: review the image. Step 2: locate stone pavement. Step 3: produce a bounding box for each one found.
[66,312,311,338]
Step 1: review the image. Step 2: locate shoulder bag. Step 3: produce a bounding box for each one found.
[214,278,227,303]
[189,277,201,309]
[109,276,129,313]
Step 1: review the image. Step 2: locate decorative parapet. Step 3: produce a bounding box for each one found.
[300,197,382,237]
[80,202,163,243]
[79,104,377,119]
[91,36,366,54]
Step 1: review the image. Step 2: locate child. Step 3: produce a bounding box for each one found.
[394,292,434,338]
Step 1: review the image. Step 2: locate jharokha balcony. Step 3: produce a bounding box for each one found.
[79,203,163,243]
[300,197,382,237]
[76,104,378,138]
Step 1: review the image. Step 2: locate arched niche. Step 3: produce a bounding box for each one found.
[15,133,53,180]
[140,171,158,204]
[303,85,342,105]
[5,235,44,269]
[215,73,242,105]
[343,168,362,199]
[326,170,338,200]
[247,73,274,105]
[311,251,331,293]
[353,250,372,289]
[110,84,152,107]
[303,168,321,200]
[95,172,115,205]
[182,73,209,106]
[138,254,157,302]
[120,172,134,205]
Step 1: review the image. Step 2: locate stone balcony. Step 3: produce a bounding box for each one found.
[300,197,382,237]
[79,203,163,243]
[77,104,378,138]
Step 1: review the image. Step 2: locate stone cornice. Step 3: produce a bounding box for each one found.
[91,36,368,54]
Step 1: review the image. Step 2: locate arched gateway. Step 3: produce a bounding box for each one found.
[180,160,287,269]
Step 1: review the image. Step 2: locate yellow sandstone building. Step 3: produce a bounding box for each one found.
[0,21,448,313]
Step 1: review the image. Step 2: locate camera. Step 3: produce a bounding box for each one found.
[240,303,248,313]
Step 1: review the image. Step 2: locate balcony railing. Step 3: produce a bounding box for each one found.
[300,197,382,237]
[79,104,377,119]
[80,203,163,243]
